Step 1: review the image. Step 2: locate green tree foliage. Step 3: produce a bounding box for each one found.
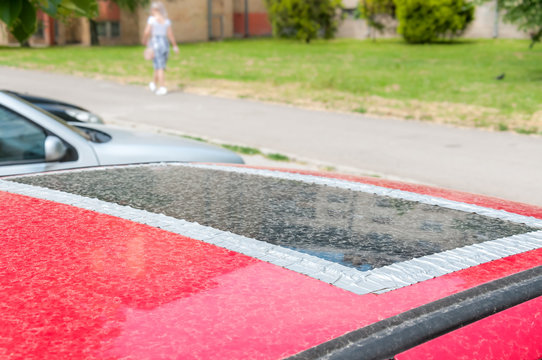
[0,0,98,44]
[394,0,475,43]
[357,0,395,36]
[495,0,542,48]
[265,0,343,43]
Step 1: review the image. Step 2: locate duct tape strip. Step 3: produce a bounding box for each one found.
[2,172,541,295]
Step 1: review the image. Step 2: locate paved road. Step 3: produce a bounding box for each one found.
[2,66,541,206]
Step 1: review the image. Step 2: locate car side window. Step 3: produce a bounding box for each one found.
[0,105,47,164]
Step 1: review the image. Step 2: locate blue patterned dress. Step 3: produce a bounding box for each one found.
[148,16,171,70]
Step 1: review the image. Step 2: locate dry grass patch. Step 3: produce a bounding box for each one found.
[181,78,541,134]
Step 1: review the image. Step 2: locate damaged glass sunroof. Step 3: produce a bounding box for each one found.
[9,165,537,271]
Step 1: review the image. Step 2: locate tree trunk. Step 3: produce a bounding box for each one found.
[529,29,541,49]
[90,19,100,46]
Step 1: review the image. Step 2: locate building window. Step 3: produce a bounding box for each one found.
[97,22,107,36]
[110,21,120,37]
[34,20,44,38]
[97,21,120,38]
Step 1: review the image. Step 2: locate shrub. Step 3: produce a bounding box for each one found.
[394,0,475,43]
[265,0,343,43]
[358,0,396,35]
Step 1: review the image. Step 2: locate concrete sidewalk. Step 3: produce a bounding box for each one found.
[2,66,541,206]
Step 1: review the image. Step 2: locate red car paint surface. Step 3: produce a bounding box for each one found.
[1,189,541,360]
[395,296,542,360]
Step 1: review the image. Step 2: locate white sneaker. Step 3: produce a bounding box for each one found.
[149,82,156,92]
[156,87,168,96]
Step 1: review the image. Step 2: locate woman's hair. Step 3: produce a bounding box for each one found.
[150,1,168,18]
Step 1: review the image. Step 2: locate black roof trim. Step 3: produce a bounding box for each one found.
[289,265,542,360]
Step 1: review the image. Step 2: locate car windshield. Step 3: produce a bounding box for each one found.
[6,91,92,141]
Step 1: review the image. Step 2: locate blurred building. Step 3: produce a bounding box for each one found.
[0,0,272,46]
[0,0,529,46]
[462,1,529,39]
[0,11,90,46]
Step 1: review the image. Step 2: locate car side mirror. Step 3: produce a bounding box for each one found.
[44,136,68,162]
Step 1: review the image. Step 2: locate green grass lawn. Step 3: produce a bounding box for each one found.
[1,38,541,133]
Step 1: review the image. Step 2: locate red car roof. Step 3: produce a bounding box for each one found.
[1,164,541,359]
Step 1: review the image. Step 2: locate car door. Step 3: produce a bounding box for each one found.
[0,95,99,176]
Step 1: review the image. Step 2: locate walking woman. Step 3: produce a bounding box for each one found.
[143,1,179,95]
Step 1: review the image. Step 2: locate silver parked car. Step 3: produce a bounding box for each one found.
[4,90,105,124]
[0,91,243,176]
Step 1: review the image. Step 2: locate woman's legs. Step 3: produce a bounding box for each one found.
[150,68,165,93]
[156,69,165,88]
[153,70,159,86]
[155,68,167,95]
